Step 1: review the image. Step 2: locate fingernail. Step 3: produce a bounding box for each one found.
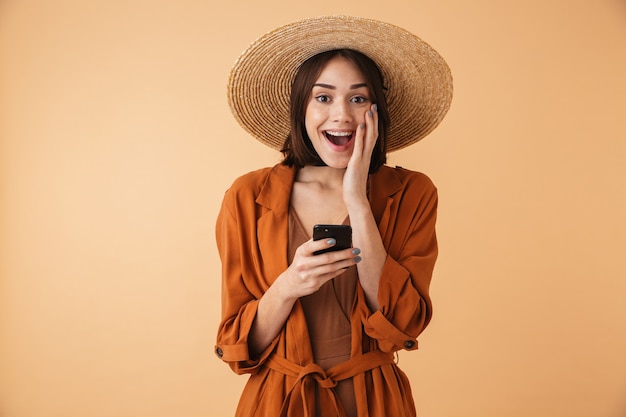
[354,256,362,263]
[352,248,361,255]
[367,110,372,117]
[327,238,336,245]
[360,123,365,129]
[373,104,378,112]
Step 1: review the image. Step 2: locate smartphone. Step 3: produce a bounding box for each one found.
[312,224,352,255]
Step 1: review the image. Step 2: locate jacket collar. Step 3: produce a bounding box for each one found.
[255,164,297,215]
[367,166,403,241]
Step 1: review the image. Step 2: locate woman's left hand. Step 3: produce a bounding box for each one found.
[343,104,378,205]
[342,103,384,311]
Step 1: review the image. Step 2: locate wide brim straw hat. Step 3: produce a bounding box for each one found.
[227,15,453,152]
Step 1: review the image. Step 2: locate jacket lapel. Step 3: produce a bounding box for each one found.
[255,164,297,287]
[369,166,402,248]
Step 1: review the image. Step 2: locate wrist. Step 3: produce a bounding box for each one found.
[345,197,371,216]
[272,272,299,305]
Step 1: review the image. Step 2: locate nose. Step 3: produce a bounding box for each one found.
[330,101,353,123]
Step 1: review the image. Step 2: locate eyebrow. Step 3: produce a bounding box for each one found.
[313,83,368,90]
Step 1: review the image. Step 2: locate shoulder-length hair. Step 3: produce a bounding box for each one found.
[280,49,390,173]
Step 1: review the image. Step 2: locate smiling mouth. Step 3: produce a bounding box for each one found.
[324,131,353,146]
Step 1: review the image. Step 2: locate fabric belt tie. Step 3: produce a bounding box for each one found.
[267,350,395,417]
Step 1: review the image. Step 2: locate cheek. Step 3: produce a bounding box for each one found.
[304,107,324,135]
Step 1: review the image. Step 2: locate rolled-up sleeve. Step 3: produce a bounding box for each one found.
[363,174,438,352]
[214,186,277,374]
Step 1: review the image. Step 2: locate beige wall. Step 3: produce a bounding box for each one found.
[1,1,625,416]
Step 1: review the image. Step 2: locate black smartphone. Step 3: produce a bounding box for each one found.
[312,224,352,255]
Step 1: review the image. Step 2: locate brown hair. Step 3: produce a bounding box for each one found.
[280,49,390,173]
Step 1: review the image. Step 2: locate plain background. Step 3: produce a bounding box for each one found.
[1,0,625,416]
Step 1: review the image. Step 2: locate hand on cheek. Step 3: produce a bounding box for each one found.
[353,103,378,162]
[344,104,378,203]
[365,103,379,154]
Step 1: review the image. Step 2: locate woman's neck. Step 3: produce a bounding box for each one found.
[296,165,345,189]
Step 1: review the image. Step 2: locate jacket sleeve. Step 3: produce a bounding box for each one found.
[363,172,438,353]
[214,185,278,375]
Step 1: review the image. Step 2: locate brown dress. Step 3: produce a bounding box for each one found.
[288,210,358,417]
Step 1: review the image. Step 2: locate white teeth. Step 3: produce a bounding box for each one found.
[326,131,352,136]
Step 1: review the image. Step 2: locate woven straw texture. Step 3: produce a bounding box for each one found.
[227,15,453,152]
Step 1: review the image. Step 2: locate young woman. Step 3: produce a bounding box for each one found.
[215,16,453,417]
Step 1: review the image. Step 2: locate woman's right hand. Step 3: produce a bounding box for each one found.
[277,238,361,300]
[248,239,360,357]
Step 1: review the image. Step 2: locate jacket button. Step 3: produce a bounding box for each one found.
[404,340,415,349]
[215,347,224,358]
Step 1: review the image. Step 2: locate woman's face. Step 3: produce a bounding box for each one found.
[304,56,372,169]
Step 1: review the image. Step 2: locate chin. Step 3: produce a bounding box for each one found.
[320,159,349,170]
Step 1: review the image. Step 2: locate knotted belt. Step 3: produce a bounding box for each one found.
[266,350,395,417]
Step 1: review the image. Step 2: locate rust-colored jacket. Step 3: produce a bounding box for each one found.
[215,163,438,417]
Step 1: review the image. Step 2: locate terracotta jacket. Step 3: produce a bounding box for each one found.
[215,163,438,417]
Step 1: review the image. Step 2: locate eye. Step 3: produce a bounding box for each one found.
[351,95,369,104]
[315,94,331,103]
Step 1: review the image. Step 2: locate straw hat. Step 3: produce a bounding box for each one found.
[227,15,453,152]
